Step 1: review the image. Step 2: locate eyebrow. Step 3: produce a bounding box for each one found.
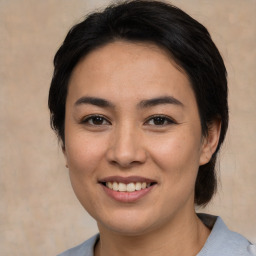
[74,95,183,109]
[75,96,115,108]
[138,96,184,108]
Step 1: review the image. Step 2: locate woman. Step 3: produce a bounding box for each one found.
[48,1,255,255]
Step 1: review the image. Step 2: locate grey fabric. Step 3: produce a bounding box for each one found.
[57,214,255,256]
[57,235,99,256]
[197,214,255,256]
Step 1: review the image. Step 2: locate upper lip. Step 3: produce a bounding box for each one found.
[98,176,157,184]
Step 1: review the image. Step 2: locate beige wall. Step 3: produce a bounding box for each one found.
[0,0,255,255]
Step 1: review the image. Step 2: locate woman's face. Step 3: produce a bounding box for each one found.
[64,41,212,236]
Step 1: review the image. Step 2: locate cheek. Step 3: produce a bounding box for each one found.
[147,131,202,212]
[65,132,107,177]
[148,129,202,180]
[64,133,109,212]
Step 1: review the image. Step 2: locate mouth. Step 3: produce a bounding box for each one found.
[99,176,157,202]
[101,181,156,192]
[98,176,157,193]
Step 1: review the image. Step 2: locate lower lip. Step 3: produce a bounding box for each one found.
[101,184,155,203]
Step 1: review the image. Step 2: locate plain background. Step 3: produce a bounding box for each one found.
[0,0,255,255]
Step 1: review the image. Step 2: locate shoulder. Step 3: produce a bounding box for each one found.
[197,213,256,256]
[57,234,99,256]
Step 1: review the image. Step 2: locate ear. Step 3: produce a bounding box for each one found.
[199,119,221,166]
[62,144,69,168]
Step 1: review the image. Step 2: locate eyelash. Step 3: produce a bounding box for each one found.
[81,114,176,127]
[144,115,176,126]
[81,115,111,126]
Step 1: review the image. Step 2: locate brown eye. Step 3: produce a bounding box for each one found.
[82,115,111,126]
[146,115,175,126]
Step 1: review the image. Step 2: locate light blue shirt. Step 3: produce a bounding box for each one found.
[58,214,256,256]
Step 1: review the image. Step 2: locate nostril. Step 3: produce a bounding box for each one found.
[109,159,139,168]
[106,141,147,168]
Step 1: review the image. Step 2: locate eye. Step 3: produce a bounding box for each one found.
[145,115,175,126]
[82,115,111,126]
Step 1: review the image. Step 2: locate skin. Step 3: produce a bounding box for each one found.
[63,41,221,256]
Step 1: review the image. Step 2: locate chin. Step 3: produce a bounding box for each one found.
[97,211,160,236]
[102,223,154,237]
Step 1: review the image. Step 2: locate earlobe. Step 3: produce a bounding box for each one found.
[199,119,221,166]
[62,144,66,154]
[62,144,68,168]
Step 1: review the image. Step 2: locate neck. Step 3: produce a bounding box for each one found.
[95,211,210,256]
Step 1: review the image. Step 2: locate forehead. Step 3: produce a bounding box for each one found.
[72,40,182,78]
[67,41,195,106]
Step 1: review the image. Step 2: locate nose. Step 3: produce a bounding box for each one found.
[106,124,147,168]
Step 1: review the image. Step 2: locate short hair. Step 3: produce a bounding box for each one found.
[48,0,229,206]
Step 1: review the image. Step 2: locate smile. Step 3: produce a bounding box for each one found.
[99,176,157,202]
[104,181,152,192]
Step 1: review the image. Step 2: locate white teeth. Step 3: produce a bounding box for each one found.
[142,182,147,189]
[118,183,126,192]
[105,181,152,192]
[106,182,113,189]
[135,182,141,191]
[127,183,136,192]
[113,182,118,191]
